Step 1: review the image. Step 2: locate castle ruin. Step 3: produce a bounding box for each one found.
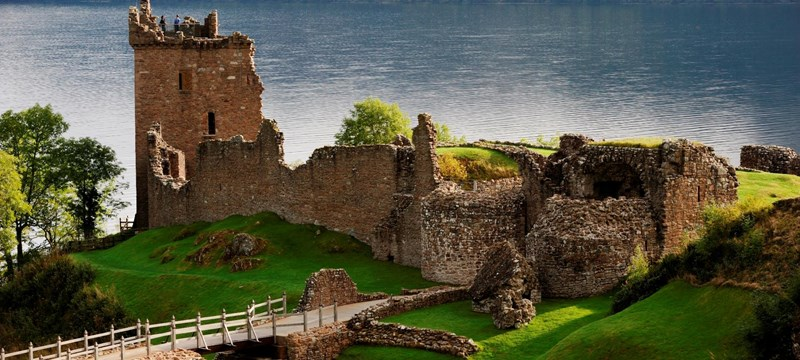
[129,0,738,298]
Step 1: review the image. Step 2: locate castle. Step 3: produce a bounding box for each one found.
[129,0,738,298]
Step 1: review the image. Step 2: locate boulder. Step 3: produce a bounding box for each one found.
[469,241,540,329]
[223,233,264,259]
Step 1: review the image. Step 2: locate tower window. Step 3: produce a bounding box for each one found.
[208,112,216,135]
[178,71,192,92]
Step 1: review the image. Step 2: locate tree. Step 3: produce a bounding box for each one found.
[434,122,467,144]
[0,254,128,349]
[0,104,68,271]
[0,151,30,272]
[56,138,127,241]
[334,97,411,146]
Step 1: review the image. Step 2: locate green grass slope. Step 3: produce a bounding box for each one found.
[737,170,800,204]
[72,212,437,322]
[339,295,611,360]
[544,281,753,360]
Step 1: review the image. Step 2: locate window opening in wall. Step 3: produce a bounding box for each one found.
[590,163,644,199]
[161,159,170,176]
[178,73,183,90]
[208,112,216,135]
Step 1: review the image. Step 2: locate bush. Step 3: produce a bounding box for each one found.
[334,97,411,146]
[612,254,681,313]
[438,153,468,183]
[745,292,797,359]
[0,254,129,350]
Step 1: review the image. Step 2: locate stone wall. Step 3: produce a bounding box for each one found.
[296,269,387,312]
[146,116,438,267]
[529,196,657,298]
[348,287,469,326]
[420,181,525,285]
[549,140,738,257]
[129,1,263,228]
[353,323,478,358]
[286,322,354,360]
[741,145,800,175]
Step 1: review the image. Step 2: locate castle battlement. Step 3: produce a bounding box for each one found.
[128,0,232,48]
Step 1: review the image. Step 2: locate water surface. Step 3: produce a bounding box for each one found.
[1,1,799,223]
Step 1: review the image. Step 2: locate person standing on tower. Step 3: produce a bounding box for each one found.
[159,15,166,32]
[174,15,181,32]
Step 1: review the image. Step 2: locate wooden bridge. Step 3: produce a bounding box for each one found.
[1,293,385,360]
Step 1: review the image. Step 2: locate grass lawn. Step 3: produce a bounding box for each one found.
[543,281,753,360]
[339,295,612,360]
[524,146,557,157]
[436,147,518,169]
[72,212,438,322]
[591,137,666,148]
[736,170,800,204]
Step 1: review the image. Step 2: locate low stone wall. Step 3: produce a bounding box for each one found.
[349,286,470,326]
[354,323,478,358]
[741,145,800,175]
[286,322,354,360]
[529,196,657,298]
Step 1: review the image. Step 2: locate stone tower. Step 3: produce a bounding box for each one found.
[128,0,264,228]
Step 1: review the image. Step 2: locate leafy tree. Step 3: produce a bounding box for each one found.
[0,151,30,267]
[56,138,127,241]
[334,97,411,146]
[0,104,68,271]
[434,122,466,144]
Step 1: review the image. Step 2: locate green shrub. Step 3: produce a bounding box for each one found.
[745,292,797,359]
[0,254,129,350]
[612,254,681,313]
[438,153,468,183]
[626,245,649,284]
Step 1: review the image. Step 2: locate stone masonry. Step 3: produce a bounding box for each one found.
[741,145,800,176]
[131,1,741,299]
[295,269,387,312]
[129,0,263,228]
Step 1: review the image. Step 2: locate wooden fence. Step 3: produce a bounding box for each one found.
[0,291,340,360]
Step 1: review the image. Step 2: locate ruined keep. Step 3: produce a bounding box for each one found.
[130,1,738,299]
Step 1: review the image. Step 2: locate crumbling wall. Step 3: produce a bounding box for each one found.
[420,180,525,285]
[657,140,738,254]
[529,196,657,298]
[741,145,800,176]
[547,139,737,257]
[286,322,354,360]
[146,116,439,267]
[130,0,263,228]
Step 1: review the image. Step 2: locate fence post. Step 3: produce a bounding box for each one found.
[303,310,307,332]
[282,291,287,316]
[246,305,253,341]
[196,312,202,349]
[251,300,256,318]
[170,315,176,351]
[84,330,88,352]
[93,342,98,360]
[221,309,227,345]
[334,300,338,323]
[1,347,4,360]
[318,305,323,327]
[57,336,62,358]
[146,328,151,357]
[110,324,115,345]
[271,312,277,340]
[120,336,125,360]
[267,295,272,314]
[66,348,70,360]
[27,342,32,360]
[145,319,150,342]
[136,319,142,339]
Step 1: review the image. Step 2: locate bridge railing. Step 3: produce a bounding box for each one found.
[0,291,289,360]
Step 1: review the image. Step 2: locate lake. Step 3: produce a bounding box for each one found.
[1,1,799,224]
